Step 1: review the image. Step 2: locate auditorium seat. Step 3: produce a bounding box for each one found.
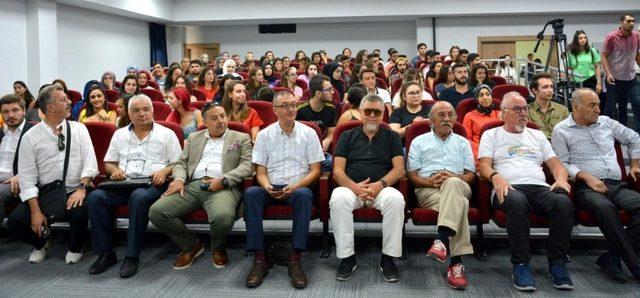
[492,84,529,100]
[192,88,207,101]
[85,122,117,184]
[490,76,507,86]
[103,89,120,103]
[247,101,277,129]
[148,80,160,90]
[156,120,185,148]
[455,98,501,123]
[140,88,165,102]
[390,78,403,98]
[152,101,172,121]
[66,90,83,107]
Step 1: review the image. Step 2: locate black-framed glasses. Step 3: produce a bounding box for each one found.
[322,87,334,93]
[58,133,65,151]
[362,108,383,117]
[503,105,529,113]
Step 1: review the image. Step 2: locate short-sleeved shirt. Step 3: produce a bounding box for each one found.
[334,125,403,182]
[252,121,325,185]
[602,29,640,81]
[389,106,431,128]
[296,101,336,135]
[527,100,569,139]
[104,123,182,177]
[478,126,556,186]
[567,48,601,82]
[241,108,264,129]
[438,86,474,108]
[407,132,475,178]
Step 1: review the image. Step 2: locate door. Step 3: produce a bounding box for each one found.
[184,43,220,62]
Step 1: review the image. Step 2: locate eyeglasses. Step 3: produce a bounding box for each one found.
[322,88,334,93]
[407,91,422,97]
[504,105,530,113]
[362,108,383,117]
[274,103,298,110]
[58,132,65,151]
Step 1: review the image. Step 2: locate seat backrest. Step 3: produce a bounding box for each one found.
[148,80,160,90]
[295,79,309,91]
[237,72,249,81]
[192,88,206,101]
[455,98,501,122]
[152,101,172,121]
[376,77,388,90]
[490,76,507,86]
[67,90,83,106]
[247,101,277,129]
[405,119,432,152]
[197,122,251,135]
[156,120,185,149]
[103,89,120,103]
[190,101,207,111]
[491,84,529,100]
[85,122,117,175]
[298,120,322,141]
[140,88,165,102]
[390,78,403,98]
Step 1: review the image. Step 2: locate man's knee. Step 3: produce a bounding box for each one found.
[381,188,405,210]
[129,188,156,206]
[503,190,528,213]
[291,188,313,207]
[210,210,235,228]
[330,187,355,210]
[85,190,108,209]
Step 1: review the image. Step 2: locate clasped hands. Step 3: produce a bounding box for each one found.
[353,178,384,201]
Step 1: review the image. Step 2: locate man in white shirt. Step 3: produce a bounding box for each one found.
[0,94,33,225]
[8,85,98,264]
[360,68,392,114]
[243,91,324,289]
[477,92,574,292]
[85,94,181,278]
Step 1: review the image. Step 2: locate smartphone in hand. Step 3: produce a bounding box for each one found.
[271,184,287,192]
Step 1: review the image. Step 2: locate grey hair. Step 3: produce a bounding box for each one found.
[128,94,153,112]
[500,91,526,109]
[428,101,456,121]
[273,91,294,105]
[361,94,384,105]
[571,88,597,107]
[37,84,64,114]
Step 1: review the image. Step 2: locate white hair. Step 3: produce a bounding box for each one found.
[128,94,153,112]
[501,91,526,109]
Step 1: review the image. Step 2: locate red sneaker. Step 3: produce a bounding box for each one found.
[427,239,447,263]
[447,263,468,290]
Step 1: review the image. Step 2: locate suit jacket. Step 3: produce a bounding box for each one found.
[172,128,253,200]
[0,120,34,175]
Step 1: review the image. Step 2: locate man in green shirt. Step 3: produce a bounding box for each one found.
[527,73,569,139]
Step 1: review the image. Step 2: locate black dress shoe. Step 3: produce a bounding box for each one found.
[119,257,139,278]
[596,252,627,283]
[89,251,117,275]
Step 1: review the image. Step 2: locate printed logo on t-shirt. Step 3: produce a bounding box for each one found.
[507,145,537,160]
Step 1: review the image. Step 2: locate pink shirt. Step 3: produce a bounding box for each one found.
[602,29,640,81]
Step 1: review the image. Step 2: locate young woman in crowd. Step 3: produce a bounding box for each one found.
[323,62,345,101]
[221,59,242,79]
[52,79,68,93]
[173,75,198,102]
[222,81,263,142]
[494,54,518,84]
[445,46,460,63]
[567,30,602,93]
[119,75,139,95]
[180,57,191,74]
[282,56,291,69]
[279,67,303,101]
[164,66,183,94]
[262,63,278,87]
[391,69,433,109]
[264,51,275,63]
[469,63,495,90]
[166,87,203,139]
[115,93,133,128]
[337,83,366,126]
[137,70,154,89]
[13,81,35,109]
[434,65,454,97]
[197,68,218,101]
[311,52,322,65]
[79,86,116,125]
[273,58,284,74]
[355,49,368,65]
[297,63,319,86]
[246,67,267,99]
[462,84,501,159]
[101,71,117,91]
[389,81,431,139]
[424,61,443,92]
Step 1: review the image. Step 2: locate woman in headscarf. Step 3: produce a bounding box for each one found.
[322,61,345,101]
[462,84,501,159]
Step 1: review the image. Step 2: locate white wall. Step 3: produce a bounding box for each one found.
[166,25,185,64]
[0,0,27,95]
[433,13,622,54]
[185,21,417,61]
[57,4,149,91]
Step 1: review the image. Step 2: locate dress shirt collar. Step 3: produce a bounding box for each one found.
[3,119,25,135]
[205,128,227,141]
[276,121,298,137]
[44,119,66,136]
[567,114,603,128]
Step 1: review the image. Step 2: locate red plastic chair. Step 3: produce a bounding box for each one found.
[247,101,277,129]
[455,98,501,123]
[192,88,207,101]
[140,88,165,102]
[492,84,529,100]
[103,89,120,103]
[152,101,172,121]
[490,76,507,86]
[67,90,83,106]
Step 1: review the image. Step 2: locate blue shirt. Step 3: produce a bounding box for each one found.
[551,115,640,180]
[407,131,475,178]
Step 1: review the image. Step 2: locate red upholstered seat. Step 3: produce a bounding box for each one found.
[190,101,206,111]
[489,76,507,86]
[455,98,501,123]
[148,80,160,90]
[237,72,249,81]
[491,84,529,100]
[295,79,309,92]
[103,89,120,103]
[67,90,83,106]
[390,78,403,98]
[140,88,165,102]
[247,101,277,129]
[376,77,388,90]
[156,120,185,148]
[85,122,117,176]
[152,101,172,121]
[192,88,206,101]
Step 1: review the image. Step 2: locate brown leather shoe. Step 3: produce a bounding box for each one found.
[173,239,204,270]
[245,260,272,288]
[212,249,228,268]
[288,261,309,289]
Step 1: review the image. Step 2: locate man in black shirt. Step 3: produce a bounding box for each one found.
[296,75,336,152]
[439,64,474,108]
[330,94,406,283]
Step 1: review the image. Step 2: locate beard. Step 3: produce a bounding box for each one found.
[476,103,494,115]
[364,123,379,133]
[455,77,467,85]
[514,123,526,132]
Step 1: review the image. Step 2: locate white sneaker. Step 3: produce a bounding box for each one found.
[65,250,83,264]
[29,239,52,263]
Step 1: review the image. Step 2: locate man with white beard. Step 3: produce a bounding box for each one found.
[477,91,575,292]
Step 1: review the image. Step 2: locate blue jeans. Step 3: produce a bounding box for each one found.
[86,185,165,258]
[243,186,313,251]
[604,78,640,132]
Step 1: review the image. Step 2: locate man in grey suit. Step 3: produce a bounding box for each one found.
[149,102,253,270]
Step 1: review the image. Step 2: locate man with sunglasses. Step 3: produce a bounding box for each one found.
[85,94,181,278]
[243,91,324,289]
[8,85,98,265]
[150,102,253,271]
[478,91,574,292]
[330,94,405,283]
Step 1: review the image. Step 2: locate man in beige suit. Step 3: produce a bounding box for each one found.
[149,102,253,270]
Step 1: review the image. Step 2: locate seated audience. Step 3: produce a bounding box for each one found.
[445,46,460,63]
[78,87,117,125]
[323,62,346,101]
[120,75,139,96]
[115,93,133,128]
[434,65,454,97]
[528,73,569,139]
[297,63,319,86]
[255,86,274,102]
[173,75,198,102]
[197,68,218,101]
[296,75,336,152]
[439,64,473,108]
[389,81,431,139]
[262,63,278,88]
[279,67,303,101]
[222,81,263,142]
[220,59,242,80]
[151,62,166,90]
[337,84,366,126]
[360,68,392,112]
[137,70,154,90]
[166,87,204,139]
[495,55,518,84]
[246,67,267,99]
[469,64,495,90]
[163,66,183,94]
[100,71,117,91]
[391,69,433,109]
[424,61,443,92]
[462,84,501,159]
[188,59,203,83]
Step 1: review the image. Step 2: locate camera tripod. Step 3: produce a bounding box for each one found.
[533,18,573,106]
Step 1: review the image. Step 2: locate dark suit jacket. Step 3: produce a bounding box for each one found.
[172,128,253,200]
[0,120,34,175]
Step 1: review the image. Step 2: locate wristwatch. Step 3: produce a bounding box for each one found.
[220,177,230,189]
[78,183,90,191]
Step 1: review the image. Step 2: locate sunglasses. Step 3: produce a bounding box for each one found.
[362,108,383,117]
